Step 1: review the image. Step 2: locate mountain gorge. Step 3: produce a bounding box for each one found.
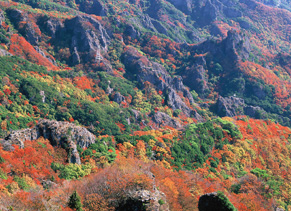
[0,0,291,210]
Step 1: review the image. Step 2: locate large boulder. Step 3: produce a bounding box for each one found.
[3,119,96,164]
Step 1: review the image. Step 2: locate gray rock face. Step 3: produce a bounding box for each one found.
[151,20,168,35]
[44,17,64,38]
[128,189,169,211]
[0,49,12,56]
[65,15,110,64]
[125,24,140,39]
[216,96,266,118]
[113,92,126,104]
[35,46,57,65]
[217,96,245,117]
[181,56,210,97]
[224,7,242,18]
[191,0,242,26]
[78,0,108,16]
[152,111,182,128]
[0,10,5,27]
[7,9,41,45]
[72,47,81,64]
[222,30,251,61]
[3,119,96,164]
[141,14,158,32]
[190,30,251,64]
[252,84,266,100]
[122,46,196,117]
[168,0,192,14]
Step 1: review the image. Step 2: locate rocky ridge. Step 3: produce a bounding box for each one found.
[122,46,200,118]
[65,15,110,64]
[3,119,96,164]
[216,95,265,118]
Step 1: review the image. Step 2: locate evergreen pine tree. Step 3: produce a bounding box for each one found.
[68,191,83,211]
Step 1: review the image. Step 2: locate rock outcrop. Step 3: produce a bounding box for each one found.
[43,17,64,38]
[3,119,96,164]
[113,92,126,104]
[0,9,5,27]
[181,56,210,97]
[35,46,57,65]
[65,15,110,64]
[0,49,12,56]
[7,9,41,45]
[192,0,242,26]
[168,0,193,14]
[118,172,169,211]
[198,192,236,211]
[216,95,266,118]
[125,24,140,39]
[221,30,251,61]
[77,0,108,16]
[122,46,197,117]
[151,111,182,128]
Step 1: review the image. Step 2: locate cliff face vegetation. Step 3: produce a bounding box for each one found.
[0,0,291,210]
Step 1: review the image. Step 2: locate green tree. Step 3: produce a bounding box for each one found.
[68,191,83,211]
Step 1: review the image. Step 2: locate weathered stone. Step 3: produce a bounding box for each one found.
[3,119,96,164]
[222,30,251,61]
[44,17,64,38]
[72,47,81,64]
[167,0,192,14]
[35,46,57,65]
[0,49,12,56]
[7,9,41,45]
[65,15,110,64]
[181,56,210,97]
[113,92,125,104]
[125,24,140,39]
[152,20,168,35]
[78,0,108,16]
[152,111,182,128]
[0,10,5,28]
[216,95,266,118]
[122,46,196,117]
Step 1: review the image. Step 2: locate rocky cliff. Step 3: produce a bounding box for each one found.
[65,15,110,64]
[7,9,41,45]
[216,95,266,118]
[3,119,96,164]
[122,46,199,118]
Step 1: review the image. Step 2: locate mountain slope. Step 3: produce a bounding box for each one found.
[0,0,291,210]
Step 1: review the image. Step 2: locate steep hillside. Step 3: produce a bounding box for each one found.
[0,0,291,210]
